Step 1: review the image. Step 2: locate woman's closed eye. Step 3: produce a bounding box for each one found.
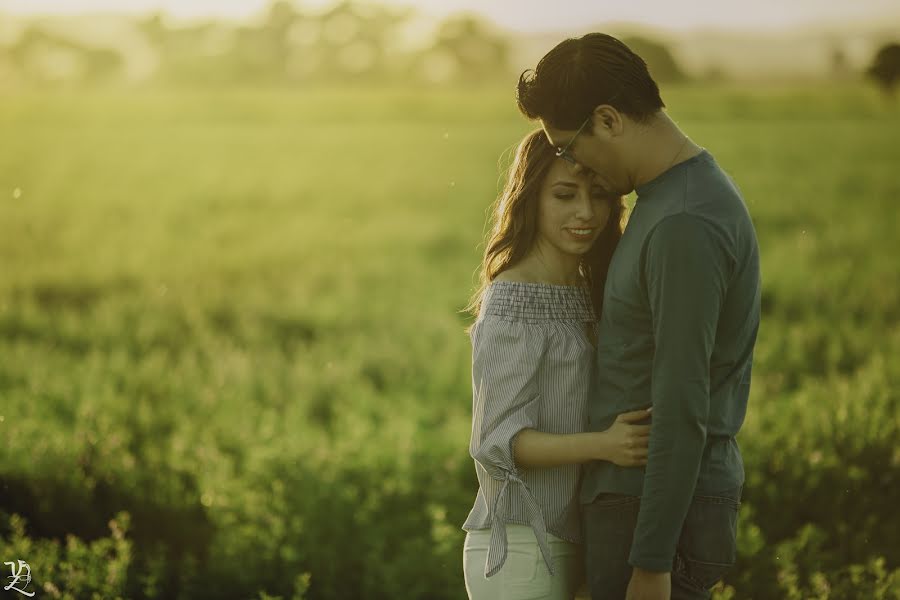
[554,191,610,201]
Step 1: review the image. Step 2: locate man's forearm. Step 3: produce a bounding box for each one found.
[628,392,707,571]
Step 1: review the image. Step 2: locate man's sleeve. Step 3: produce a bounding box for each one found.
[628,213,732,571]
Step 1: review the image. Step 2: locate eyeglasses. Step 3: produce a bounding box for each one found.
[554,89,621,167]
[554,116,591,166]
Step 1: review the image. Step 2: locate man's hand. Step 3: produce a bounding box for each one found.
[625,567,671,600]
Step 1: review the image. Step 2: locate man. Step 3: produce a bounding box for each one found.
[516,34,761,600]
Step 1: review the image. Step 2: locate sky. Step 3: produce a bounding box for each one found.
[1,0,898,32]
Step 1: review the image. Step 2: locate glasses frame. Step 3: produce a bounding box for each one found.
[553,91,621,167]
[554,116,592,166]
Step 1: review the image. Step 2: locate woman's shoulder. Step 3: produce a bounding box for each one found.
[476,279,594,325]
[493,265,533,284]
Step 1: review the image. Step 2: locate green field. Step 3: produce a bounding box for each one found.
[1,84,898,599]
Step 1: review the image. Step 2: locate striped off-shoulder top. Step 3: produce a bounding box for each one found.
[462,280,599,578]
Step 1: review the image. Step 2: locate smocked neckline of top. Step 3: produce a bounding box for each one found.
[491,279,586,289]
[480,280,595,322]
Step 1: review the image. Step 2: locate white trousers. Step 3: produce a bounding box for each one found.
[463,524,583,600]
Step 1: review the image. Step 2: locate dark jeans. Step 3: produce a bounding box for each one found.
[581,486,742,600]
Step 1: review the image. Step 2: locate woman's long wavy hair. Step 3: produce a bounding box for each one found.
[465,128,626,324]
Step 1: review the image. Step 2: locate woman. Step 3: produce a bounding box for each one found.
[462,130,651,599]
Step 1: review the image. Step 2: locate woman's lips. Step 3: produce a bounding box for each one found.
[565,227,597,240]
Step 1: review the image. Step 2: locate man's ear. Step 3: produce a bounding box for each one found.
[591,105,624,137]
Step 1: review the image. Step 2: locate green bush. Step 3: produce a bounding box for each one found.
[0,511,132,599]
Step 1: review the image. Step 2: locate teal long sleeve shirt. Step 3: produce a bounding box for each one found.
[580,150,761,572]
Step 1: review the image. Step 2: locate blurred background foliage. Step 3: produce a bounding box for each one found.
[1,1,899,599]
[1,1,515,87]
[1,0,899,89]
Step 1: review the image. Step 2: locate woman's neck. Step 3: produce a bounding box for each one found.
[514,244,583,286]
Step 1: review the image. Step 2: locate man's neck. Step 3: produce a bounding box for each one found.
[630,112,701,189]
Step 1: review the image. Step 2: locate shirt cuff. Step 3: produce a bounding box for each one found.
[628,551,673,573]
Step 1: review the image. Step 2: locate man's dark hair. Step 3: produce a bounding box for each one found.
[517,33,665,130]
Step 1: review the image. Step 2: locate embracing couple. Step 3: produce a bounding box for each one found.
[461,34,761,600]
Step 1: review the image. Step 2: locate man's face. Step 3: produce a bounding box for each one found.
[541,118,630,197]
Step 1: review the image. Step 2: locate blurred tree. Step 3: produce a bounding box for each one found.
[137,12,166,46]
[7,27,122,86]
[128,1,498,87]
[137,5,300,85]
[293,1,411,83]
[620,36,687,83]
[139,18,240,86]
[239,0,297,81]
[830,45,851,81]
[867,42,900,96]
[412,15,509,85]
[702,64,729,84]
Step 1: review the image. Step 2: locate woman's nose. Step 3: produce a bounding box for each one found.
[575,195,595,220]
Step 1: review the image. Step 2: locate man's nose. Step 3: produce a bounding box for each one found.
[570,162,595,178]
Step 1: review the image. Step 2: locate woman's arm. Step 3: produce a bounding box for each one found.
[513,408,652,469]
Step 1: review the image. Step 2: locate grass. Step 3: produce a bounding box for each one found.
[1,82,898,599]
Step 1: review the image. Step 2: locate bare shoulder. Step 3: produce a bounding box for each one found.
[494,264,535,283]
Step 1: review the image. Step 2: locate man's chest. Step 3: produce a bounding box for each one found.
[602,231,653,339]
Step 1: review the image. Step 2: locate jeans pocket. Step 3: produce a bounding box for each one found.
[588,493,642,509]
[583,494,641,599]
[674,491,741,591]
[502,536,540,584]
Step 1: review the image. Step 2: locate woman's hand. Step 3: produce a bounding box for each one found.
[511,408,652,469]
[594,408,652,467]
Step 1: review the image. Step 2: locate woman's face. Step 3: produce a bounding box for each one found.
[535,158,615,257]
